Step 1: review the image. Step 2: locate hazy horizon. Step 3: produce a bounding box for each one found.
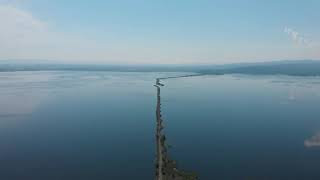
[1,59,320,67]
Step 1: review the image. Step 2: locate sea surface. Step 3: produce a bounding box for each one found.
[1,71,320,180]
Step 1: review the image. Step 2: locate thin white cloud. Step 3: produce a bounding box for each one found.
[0,4,47,46]
[284,27,310,45]
[0,4,57,59]
[0,4,108,62]
[0,4,172,64]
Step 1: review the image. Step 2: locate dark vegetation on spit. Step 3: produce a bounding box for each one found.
[154,77,198,180]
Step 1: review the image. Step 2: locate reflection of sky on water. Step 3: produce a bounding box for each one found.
[0,71,188,120]
[0,72,52,119]
[1,72,320,180]
[256,75,320,103]
[305,133,320,148]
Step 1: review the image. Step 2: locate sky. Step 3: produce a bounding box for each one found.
[0,0,319,64]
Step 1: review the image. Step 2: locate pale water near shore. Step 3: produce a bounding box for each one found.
[1,71,320,180]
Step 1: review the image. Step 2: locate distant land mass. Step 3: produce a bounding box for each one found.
[200,60,320,76]
[1,60,320,76]
[0,60,207,72]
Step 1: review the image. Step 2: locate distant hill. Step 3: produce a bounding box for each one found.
[0,60,219,72]
[0,63,205,72]
[200,60,320,76]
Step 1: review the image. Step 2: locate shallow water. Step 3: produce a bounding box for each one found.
[1,72,320,180]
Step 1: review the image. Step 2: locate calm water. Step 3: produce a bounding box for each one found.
[1,71,320,180]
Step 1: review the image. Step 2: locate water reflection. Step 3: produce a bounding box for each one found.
[0,72,320,180]
[305,133,320,148]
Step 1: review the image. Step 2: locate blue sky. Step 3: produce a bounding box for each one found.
[0,0,319,64]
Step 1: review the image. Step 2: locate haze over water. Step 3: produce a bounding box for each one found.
[1,71,320,180]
